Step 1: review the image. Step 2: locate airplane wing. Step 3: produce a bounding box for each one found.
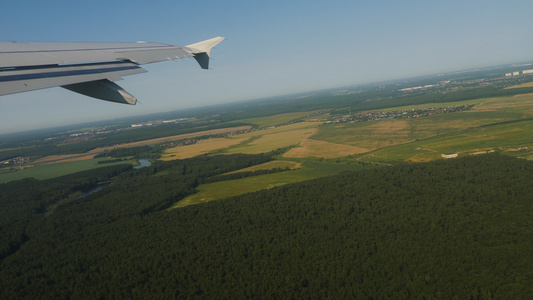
[0,37,224,104]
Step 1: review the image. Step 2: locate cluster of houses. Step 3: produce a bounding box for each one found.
[329,105,474,124]
[1,156,32,167]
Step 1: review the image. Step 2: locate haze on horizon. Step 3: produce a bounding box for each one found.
[1,0,533,134]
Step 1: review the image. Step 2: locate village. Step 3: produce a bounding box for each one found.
[329,104,474,124]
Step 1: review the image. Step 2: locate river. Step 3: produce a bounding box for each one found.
[78,159,152,199]
[134,158,152,169]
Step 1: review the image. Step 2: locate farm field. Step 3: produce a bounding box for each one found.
[312,94,533,162]
[283,139,368,158]
[224,122,320,154]
[0,158,131,183]
[359,119,533,163]
[29,125,252,165]
[160,137,248,160]
[161,122,321,159]
[105,125,252,148]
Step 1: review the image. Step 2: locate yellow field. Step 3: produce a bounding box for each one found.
[109,125,251,148]
[32,126,252,165]
[227,128,317,154]
[283,139,369,158]
[225,122,320,154]
[475,93,533,114]
[160,137,248,160]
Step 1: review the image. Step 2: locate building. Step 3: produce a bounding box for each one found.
[441,153,458,159]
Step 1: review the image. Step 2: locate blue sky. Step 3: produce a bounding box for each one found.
[1,0,533,134]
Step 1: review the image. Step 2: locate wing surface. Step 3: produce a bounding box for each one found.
[0,37,224,104]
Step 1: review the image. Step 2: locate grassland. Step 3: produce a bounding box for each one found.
[0,158,131,183]
[358,119,533,163]
[171,161,368,208]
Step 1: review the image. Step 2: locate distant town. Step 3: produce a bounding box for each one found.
[329,104,474,124]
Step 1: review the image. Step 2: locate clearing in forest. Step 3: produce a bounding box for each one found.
[171,168,318,208]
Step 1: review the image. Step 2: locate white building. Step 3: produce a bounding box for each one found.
[441,153,458,159]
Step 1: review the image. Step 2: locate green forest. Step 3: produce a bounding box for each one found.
[1,153,532,298]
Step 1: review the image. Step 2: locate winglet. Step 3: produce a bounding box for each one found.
[186,37,224,69]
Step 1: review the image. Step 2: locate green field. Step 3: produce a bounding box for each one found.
[224,122,320,154]
[312,95,533,162]
[0,158,132,183]
[172,160,369,208]
[354,119,533,163]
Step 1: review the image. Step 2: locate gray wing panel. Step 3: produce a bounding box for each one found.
[0,41,194,68]
[115,47,193,64]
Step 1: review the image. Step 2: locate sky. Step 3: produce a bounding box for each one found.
[1,0,533,134]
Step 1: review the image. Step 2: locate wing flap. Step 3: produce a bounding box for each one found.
[115,47,193,64]
[63,79,137,105]
[0,61,145,96]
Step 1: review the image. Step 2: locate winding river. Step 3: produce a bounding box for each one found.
[78,159,152,199]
